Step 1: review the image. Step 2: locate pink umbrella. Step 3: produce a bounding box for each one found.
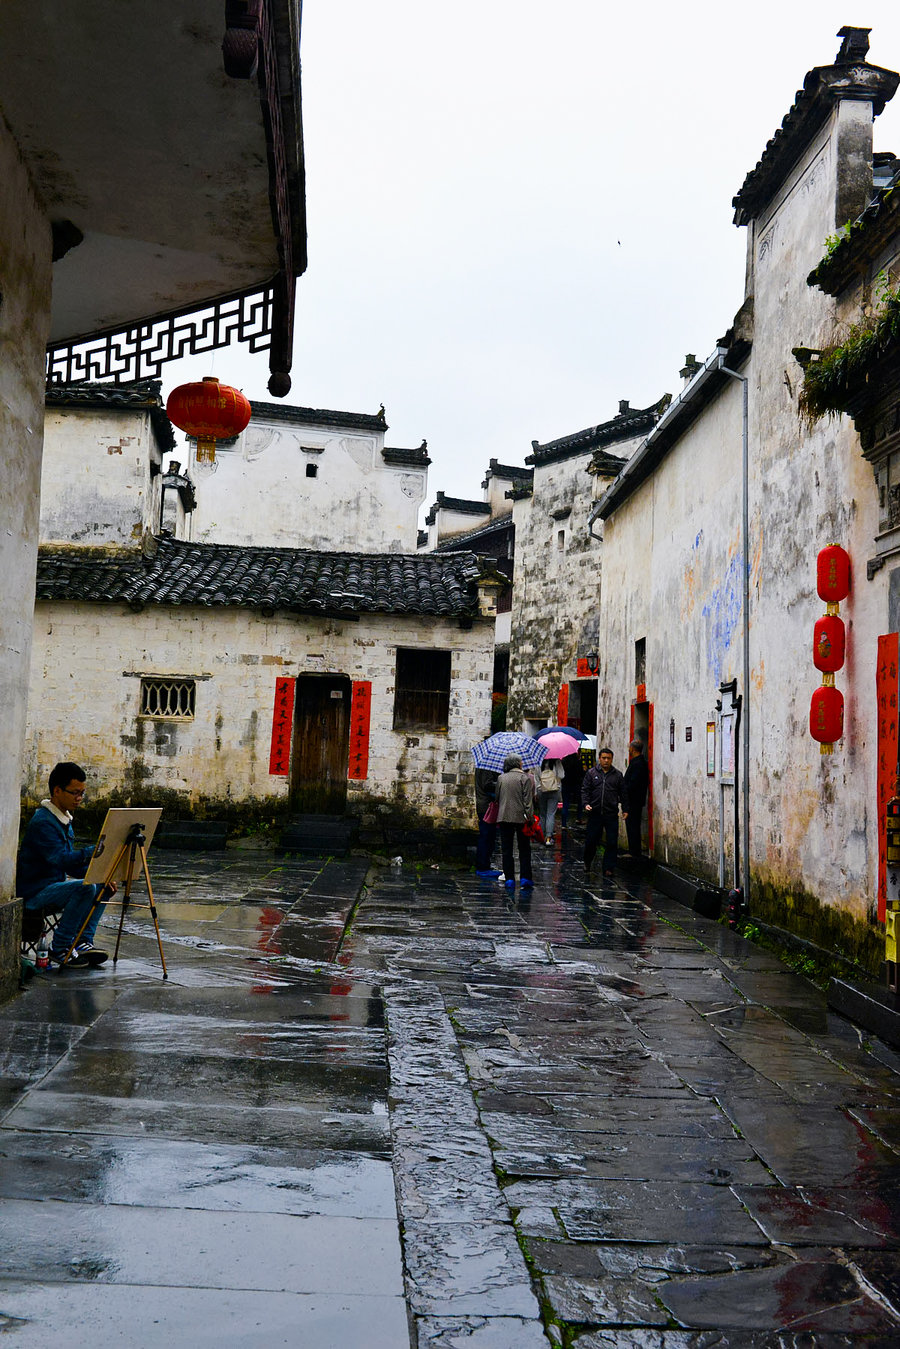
[535,731,581,758]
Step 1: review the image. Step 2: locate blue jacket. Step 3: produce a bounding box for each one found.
[16,806,93,901]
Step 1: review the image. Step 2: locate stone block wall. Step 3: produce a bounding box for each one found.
[23,603,494,829]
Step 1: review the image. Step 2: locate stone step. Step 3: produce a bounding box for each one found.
[278,815,359,856]
[154,820,229,852]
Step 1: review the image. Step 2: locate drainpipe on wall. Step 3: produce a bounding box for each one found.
[717,355,751,913]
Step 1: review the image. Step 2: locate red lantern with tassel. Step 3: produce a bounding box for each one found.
[813,613,846,673]
[166,376,252,468]
[816,545,850,606]
[809,684,844,751]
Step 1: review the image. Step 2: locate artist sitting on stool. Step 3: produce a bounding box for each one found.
[17,762,117,969]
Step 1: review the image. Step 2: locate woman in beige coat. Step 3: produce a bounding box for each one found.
[496,754,534,890]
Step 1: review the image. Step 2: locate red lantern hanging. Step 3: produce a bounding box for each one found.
[809,684,844,750]
[816,545,850,606]
[166,376,252,467]
[813,613,846,673]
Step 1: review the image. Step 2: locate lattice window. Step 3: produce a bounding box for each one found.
[140,677,196,720]
[393,649,451,732]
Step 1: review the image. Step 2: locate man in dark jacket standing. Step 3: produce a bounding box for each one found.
[623,739,649,861]
[17,761,113,967]
[581,747,629,877]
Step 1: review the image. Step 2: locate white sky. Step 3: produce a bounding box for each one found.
[164,1,900,509]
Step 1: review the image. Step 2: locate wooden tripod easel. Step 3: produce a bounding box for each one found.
[62,822,168,979]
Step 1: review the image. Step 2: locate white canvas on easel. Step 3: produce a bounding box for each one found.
[83,808,163,885]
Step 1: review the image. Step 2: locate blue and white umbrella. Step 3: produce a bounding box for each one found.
[471,731,548,773]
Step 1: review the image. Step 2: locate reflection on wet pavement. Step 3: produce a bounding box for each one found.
[3,842,900,1345]
[349,845,900,1343]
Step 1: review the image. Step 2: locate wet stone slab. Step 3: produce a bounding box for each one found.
[717,1097,900,1186]
[659,1259,897,1333]
[735,1182,900,1247]
[415,1316,549,1347]
[402,1219,540,1318]
[0,1133,397,1216]
[0,1281,410,1349]
[493,1131,771,1185]
[505,1179,768,1245]
[3,1091,391,1151]
[0,1197,403,1294]
[541,1271,669,1327]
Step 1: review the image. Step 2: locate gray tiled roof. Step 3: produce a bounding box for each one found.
[35,537,485,618]
[528,397,668,466]
[44,378,177,451]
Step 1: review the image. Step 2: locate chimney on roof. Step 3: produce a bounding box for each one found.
[835,26,870,64]
[679,354,702,384]
[618,400,630,416]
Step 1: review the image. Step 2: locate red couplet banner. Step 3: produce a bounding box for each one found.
[556,684,569,726]
[348,680,372,780]
[877,635,899,923]
[268,677,295,776]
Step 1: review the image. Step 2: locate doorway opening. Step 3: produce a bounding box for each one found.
[630,700,653,852]
[290,674,351,814]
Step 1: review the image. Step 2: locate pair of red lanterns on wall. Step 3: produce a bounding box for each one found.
[809,545,850,753]
[166,376,252,470]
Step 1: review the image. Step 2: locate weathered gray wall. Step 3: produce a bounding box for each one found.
[24,603,495,827]
[597,91,891,955]
[189,418,426,553]
[507,445,640,729]
[40,407,162,546]
[0,119,52,905]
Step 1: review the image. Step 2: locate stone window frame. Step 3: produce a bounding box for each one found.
[393,648,452,732]
[139,676,197,721]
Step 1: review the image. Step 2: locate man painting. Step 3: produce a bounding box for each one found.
[17,762,114,968]
[581,747,629,878]
[623,739,649,861]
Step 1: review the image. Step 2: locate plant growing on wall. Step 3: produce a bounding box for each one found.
[797,279,900,428]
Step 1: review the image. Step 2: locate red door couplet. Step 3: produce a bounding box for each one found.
[269,677,296,775]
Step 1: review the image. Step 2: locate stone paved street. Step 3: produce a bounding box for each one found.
[2,843,900,1345]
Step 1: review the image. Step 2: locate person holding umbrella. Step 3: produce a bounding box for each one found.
[496,754,534,890]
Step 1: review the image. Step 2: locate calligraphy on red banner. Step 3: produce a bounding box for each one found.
[576,658,598,679]
[268,677,295,776]
[348,680,372,780]
[556,684,569,726]
[877,634,899,923]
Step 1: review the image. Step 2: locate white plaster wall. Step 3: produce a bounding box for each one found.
[508,438,643,727]
[0,118,52,900]
[597,97,891,925]
[431,506,492,545]
[597,384,744,879]
[187,417,426,552]
[40,407,161,546]
[24,604,495,826]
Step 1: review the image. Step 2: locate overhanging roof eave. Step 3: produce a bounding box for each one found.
[597,346,748,520]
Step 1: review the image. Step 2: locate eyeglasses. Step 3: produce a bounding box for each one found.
[61,786,85,800]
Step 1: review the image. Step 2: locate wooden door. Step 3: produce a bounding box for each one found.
[290,676,351,814]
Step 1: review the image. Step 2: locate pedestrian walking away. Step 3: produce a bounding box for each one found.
[496,754,534,889]
[581,746,629,877]
[17,761,118,968]
[474,761,502,877]
[537,758,564,845]
[623,738,649,861]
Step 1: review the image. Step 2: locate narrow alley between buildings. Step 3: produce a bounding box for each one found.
[2,843,900,1346]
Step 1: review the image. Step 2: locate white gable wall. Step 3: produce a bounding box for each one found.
[40,406,162,547]
[187,417,427,552]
